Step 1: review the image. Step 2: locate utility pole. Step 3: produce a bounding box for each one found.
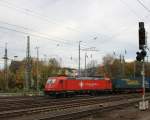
[122,55,125,78]
[133,61,136,79]
[78,41,81,77]
[4,43,8,91]
[119,54,122,78]
[43,54,47,64]
[84,52,87,77]
[119,52,126,78]
[25,36,31,92]
[35,47,40,92]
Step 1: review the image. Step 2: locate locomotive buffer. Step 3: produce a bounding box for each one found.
[136,22,149,110]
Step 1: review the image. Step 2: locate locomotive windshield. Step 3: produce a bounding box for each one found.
[47,79,56,84]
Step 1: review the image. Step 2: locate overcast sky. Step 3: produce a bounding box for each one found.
[0,0,150,68]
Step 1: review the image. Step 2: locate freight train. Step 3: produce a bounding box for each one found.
[44,76,149,97]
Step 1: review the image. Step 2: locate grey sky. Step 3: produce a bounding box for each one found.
[0,0,149,68]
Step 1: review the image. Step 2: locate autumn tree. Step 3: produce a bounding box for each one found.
[102,54,115,77]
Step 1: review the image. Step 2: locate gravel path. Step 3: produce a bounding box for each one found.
[78,102,150,120]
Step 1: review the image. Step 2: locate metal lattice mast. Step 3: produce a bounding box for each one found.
[78,41,81,77]
[35,46,40,92]
[25,36,31,91]
[4,43,8,91]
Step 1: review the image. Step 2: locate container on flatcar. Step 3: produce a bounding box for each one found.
[145,77,150,90]
[112,78,142,92]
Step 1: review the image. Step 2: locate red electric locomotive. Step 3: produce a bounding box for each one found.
[44,76,112,97]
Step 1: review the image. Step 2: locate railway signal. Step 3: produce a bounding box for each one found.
[139,22,146,50]
[136,50,147,62]
[137,22,149,110]
[136,52,142,61]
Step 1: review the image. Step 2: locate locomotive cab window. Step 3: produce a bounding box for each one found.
[47,79,56,84]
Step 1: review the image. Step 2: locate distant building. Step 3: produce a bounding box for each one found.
[60,67,77,77]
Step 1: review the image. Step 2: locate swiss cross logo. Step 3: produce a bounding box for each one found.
[80,81,83,88]
[105,78,110,80]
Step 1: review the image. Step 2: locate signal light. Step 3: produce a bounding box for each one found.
[136,52,142,61]
[139,22,146,49]
[136,50,147,62]
[141,50,147,57]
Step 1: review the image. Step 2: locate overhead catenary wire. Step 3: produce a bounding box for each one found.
[119,0,150,23]
[0,0,143,49]
[119,0,143,21]
[0,24,83,59]
[0,0,115,43]
[136,0,150,13]
[1,0,150,46]
[0,0,80,32]
[0,0,142,65]
[0,24,88,63]
[0,20,93,51]
[0,24,75,46]
[0,20,80,46]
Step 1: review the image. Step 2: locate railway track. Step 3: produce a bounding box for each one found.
[0,95,96,111]
[0,94,142,112]
[0,94,149,120]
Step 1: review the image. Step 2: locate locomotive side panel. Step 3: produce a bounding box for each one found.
[44,76,113,96]
[81,80,112,90]
[65,80,82,91]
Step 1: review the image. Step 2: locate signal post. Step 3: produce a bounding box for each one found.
[136,22,149,110]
